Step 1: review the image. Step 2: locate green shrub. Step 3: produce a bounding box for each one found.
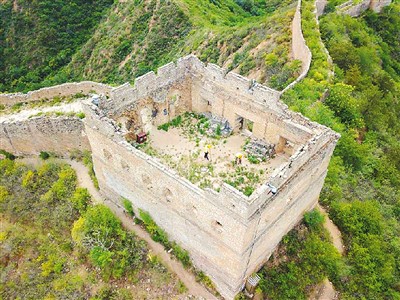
[139,209,194,268]
[39,151,50,160]
[122,197,135,217]
[158,123,170,131]
[248,155,259,164]
[70,188,91,213]
[76,112,85,119]
[195,270,216,290]
[171,115,182,127]
[215,124,222,136]
[139,209,170,246]
[0,149,16,160]
[82,151,99,190]
[304,209,324,231]
[172,242,192,268]
[243,186,254,196]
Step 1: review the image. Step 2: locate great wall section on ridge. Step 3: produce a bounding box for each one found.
[0,1,392,298]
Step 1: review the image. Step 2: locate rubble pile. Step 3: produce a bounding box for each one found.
[202,112,232,137]
[245,139,276,160]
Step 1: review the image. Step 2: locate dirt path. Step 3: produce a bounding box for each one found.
[317,204,344,255]
[18,157,216,299]
[310,278,338,300]
[309,204,344,300]
[66,159,103,204]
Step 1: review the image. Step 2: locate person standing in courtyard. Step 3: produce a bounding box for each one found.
[235,152,243,165]
[204,144,211,161]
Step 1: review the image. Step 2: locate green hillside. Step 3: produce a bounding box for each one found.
[257,1,400,299]
[0,0,114,92]
[1,0,399,299]
[0,0,298,92]
[63,0,298,90]
[0,159,185,299]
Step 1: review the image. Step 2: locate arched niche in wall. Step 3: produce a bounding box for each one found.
[121,159,130,171]
[163,188,173,202]
[103,149,112,160]
[142,174,152,189]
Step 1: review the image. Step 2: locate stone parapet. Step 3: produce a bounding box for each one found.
[0,81,112,106]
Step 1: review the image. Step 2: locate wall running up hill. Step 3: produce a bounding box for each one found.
[339,0,392,16]
[0,82,112,106]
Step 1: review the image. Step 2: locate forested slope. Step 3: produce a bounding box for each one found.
[0,0,300,92]
[1,0,399,299]
[61,0,301,90]
[0,0,114,92]
[256,1,400,299]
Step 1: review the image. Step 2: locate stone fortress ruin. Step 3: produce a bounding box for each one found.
[2,0,396,296]
[0,55,340,299]
[80,55,339,298]
[0,52,341,299]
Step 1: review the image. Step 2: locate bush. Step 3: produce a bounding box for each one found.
[76,112,85,119]
[122,197,135,217]
[70,188,91,213]
[248,155,259,164]
[39,151,50,160]
[304,209,324,231]
[139,209,194,268]
[0,149,16,160]
[139,209,169,246]
[158,123,170,131]
[243,186,254,196]
[82,151,99,190]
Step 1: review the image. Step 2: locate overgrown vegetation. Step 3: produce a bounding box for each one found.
[0,159,185,298]
[0,0,114,92]
[1,0,299,92]
[138,113,273,195]
[82,151,99,190]
[0,93,86,116]
[263,1,400,299]
[259,210,341,299]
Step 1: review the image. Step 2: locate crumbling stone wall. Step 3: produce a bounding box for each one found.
[0,81,112,106]
[83,55,339,299]
[0,55,339,298]
[283,0,312,93]
[339,0,392,16]
[316,0,328,16]
[0,116,90,155]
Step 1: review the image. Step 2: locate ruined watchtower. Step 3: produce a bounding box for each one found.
[83,55,339,299]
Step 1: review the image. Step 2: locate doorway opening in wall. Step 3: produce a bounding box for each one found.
[276,136,295,155]
[235,115,254,135]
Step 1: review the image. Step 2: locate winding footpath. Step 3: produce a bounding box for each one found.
[309,204,344,300]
